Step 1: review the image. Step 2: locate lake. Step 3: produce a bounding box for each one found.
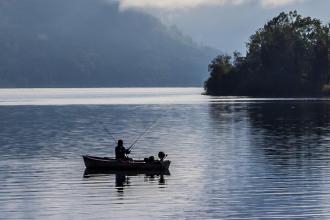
[1,88,330,219]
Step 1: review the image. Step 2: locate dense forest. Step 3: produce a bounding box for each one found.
[204,11,330,96]
[0,0,217,87]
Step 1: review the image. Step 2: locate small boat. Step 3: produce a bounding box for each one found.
[82,155,171,171]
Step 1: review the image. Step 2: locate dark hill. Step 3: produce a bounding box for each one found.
[0,0,217,87]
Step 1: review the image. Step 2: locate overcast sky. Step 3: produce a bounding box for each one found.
[112,0,330,53]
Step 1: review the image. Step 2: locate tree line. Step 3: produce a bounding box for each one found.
[204,11,330,96]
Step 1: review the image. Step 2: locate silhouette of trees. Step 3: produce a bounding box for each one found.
[205,11,330,96]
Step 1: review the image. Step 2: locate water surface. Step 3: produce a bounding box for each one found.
[1,88,330,219]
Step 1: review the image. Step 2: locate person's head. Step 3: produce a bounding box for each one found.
[117,139,123,146]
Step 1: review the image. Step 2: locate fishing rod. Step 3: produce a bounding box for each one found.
[99,109,169,151]
[100,122,117,145]
[127,118,159,151]
[128,109,171,151]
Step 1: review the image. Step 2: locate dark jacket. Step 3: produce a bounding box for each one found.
[115,145,130,160]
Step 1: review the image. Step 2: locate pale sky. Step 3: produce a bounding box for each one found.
[116,0,305,10]
[111,0,330,53]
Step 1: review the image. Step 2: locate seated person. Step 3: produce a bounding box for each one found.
[115,139,131,160]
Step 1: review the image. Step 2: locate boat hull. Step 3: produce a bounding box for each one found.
[82,155,171,171]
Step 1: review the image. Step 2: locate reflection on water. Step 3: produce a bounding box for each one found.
[1,88,330,219]
[246,101,330,173]
[207,101,330,219]
[83,169,169,191]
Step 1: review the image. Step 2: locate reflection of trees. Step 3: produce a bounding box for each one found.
[206,101,330,218]
[208,101,330,166]
[207,103,249,129]
[248,101,330,166]
[249,101,330,135]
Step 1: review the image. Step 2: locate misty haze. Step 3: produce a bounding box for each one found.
[0,0,216,87]
[1,0,330,220]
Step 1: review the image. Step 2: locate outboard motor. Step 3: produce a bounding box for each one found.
[144,152,167,163]
[158,151,166,161]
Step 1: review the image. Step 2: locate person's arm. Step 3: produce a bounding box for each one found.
[125,148,131,154]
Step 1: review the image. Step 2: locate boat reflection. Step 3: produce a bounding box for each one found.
[83,168,170,189]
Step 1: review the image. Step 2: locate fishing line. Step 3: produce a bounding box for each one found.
[100,122,117,145]
[97,108,170,150]
[128,109,169,150]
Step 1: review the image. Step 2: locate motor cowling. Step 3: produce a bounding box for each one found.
[158,151,166,160]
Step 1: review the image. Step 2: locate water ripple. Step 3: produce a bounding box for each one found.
[1,89,330,219]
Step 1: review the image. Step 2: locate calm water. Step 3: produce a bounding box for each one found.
[1,88,330,219]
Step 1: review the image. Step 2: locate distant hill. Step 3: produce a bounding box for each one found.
[0,0,218,87]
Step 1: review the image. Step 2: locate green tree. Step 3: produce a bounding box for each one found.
[204,55,233,95]
[205,11,330,96]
